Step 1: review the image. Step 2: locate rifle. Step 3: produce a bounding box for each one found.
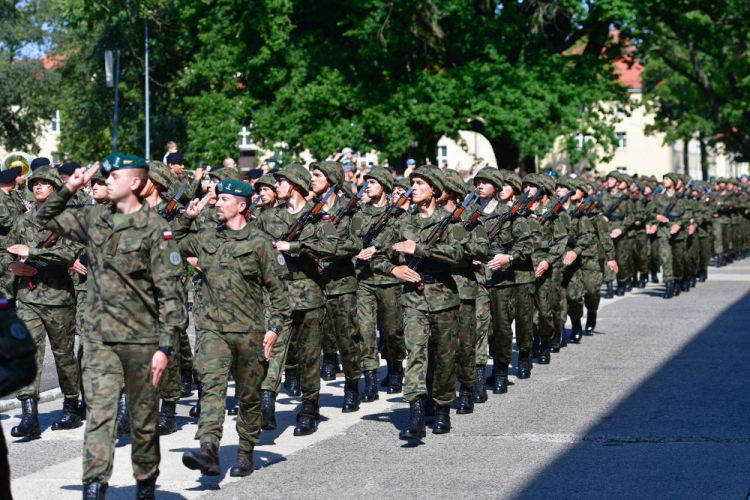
[463,194,491,230]
[361,188,413,248]
[243,194,262,219]
[604,193,629,219]
[520,188,542,216]
[164,182,189,220]
[486,191,529,242]
[567,192,594,218]
[661,180,693,219]
[539,191,572,226]
[277,184,337,244]
[23,232,59,291]
[331,184,367,226]
[585,192,604,216]
[408,190,475,295]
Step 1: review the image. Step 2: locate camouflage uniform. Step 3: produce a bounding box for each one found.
[649,175,693,289]
[36,180,187,485]
[601,178,637,289]
[0,188,25,299]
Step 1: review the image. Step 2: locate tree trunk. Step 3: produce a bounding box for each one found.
[487,135,521,171]
[683,137,690,176]
[699,136,708,181]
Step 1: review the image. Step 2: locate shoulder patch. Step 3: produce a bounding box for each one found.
[169,251,182,266]
[277,254,286,266]
[163,230,174,240]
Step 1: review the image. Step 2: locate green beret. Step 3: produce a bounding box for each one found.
[215,179,253,198]
[311,161,345,190]
[273,163,311,195]
[147,161,173,190]
[100,153,148,178]
[555,176,575,191]
[255,174,276,190]
[27,165,62,192]
[393,177,411,191]
[502,171,523,194]
[473,167,504,190]
[410,165,444,196]
[363,168,393,192]
[209,167,241,182]
[442,169,469,197]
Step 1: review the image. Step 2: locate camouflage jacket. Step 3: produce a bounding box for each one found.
[255,200,338,310]
[589,212,616,262]
[601,191,637,234]
[452,203,489,301]
[373,206,466,312]
[177,221,291,337]
[481,203,535,287]
[649,192,693,241]
[0,190,26,297]
[35,186,187,347]
[319,195,363,296]
[565,207,598,263]
[354,202,405,287]
[0,205,81,306]
[531,200,570,270]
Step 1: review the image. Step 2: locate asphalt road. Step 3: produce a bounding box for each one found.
[4,262,750,499]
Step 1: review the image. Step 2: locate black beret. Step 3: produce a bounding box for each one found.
[246,168,263,180]
[58,162,82,176]
[166,152,184,164]
[30,157,51,172]
[0,166,22,183]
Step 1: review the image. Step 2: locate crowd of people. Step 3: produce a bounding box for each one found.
[0,147,747,499]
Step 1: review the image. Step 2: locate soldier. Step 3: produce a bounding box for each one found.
[177,179,291,477]
[373,165,466,440]
[0,166,25,301]
[2,166,83,438]
[255,174,278,210]
[57,162,91,206]
[311,161,363,412]
[35,154,187,499]
[355,168,407,400]
[391,177,412,210]
[631,179,650,288]
[255,164,337,435]
[584,180,617,333]
[601,171,636,295]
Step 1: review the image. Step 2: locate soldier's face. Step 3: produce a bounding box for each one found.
[169,163,184,176]
[365,178,384,199]
[391,186,405,202]
[92,181,108,202]
[106,170,142,202]
[216,193,244,221]
[275,177,292,200]
[259,186,276,206]
[31,180,55,202]
[555,185,570,199]
[499,184,514,202]
[663,177,674,189]
[475,179,496,199]
[410,177,434,204]
[523,184,537,197]
[311,170,330,195]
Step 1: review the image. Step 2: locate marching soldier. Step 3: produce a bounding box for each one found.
[601,171,636,295]
[0,166,25,300]
[255,174,278,210]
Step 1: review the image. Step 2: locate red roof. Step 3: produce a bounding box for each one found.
[614,57,643,89]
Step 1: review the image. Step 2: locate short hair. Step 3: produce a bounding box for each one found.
[166,141,177,148]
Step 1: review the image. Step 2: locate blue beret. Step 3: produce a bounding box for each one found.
[215,179,253,198]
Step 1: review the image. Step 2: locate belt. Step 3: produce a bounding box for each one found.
[667,211,682,219]
[419,273,451,285]
[608,212,625,221]
[282,271,313,281]
[485,247,507,262]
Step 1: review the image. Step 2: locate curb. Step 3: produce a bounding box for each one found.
[0,388,62,413]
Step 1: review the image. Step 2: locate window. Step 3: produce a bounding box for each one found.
[576,133,594,150]
[237,126,252,147]
[50,110,61,133]
[616,132,627,150]
[436,145,448,166]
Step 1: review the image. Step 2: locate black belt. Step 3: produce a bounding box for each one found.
[667,211,682,219]
[608,212,625,221]
[419,273,451,284]
[485,247,508,262]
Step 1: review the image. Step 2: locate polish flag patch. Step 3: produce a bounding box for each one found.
[163,230,174,240]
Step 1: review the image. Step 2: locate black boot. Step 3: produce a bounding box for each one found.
[52,397,82,431]
[11,398,40,438]
[716,253,725,267]
[424,394,436,417]
[603,281,614,299]
[116,393,130,436]
[615,281,626,296]
[321,353,338,381]
[227,387,239,416]
[78,396,87,421]
[157,401,177,435]
[432,405,452,434]
[625,278,633,292]
[531,334,541,359]
[182,441,220,476]
[260,390,277,430]
[230,449,254,477]
[381,359,392,388]
[689,275,697,288]
[399,398,426,441]
[674,279,682,296]
[538,339,551,365]
[285,368,301,397]
[472,365,488,403]
[681,279,691,293]
[550,329,561,353]
[486,363,496,385]
[189,382,203,418]
[639,274,648,288]
[651,270,659,283]
[456,384,474,414]
[82,482,108,500]
[570,317,583,343]
[180,367,194,398]
[492,365,509,394]
[517,350,531,379]
[135,477,156,500]
[388,362,404,394]
[663,280,674,299]
[700,268,708,282]
[293,399,319,436]
[560,326,568,348]
[585,310,597,333]
[361,369,379,402]
[342,379,360,413]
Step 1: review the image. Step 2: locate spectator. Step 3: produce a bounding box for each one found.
[162,141,178,163]
[403,158,416,179]
[222,157,237,170]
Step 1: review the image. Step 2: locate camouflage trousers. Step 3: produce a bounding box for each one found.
[455,299,476,387]
[403,306,458,406]
[263,307,324,402]
[699,235,711,272]
[686,233,700,278]
[633,230,649,275]
[81,338,160,483]
[534,272,556,343]
[488,283,535,366]
[474,284,491,365]
[564,259,602,320]
[324,293,362,383]
[552,267,567,334]
[722,221,733,255]
[178,329,193,370]
[613,234,633,282]
[16,301,78,401]
[160,331,183,403]
[648,234,660,275]
[75,289,87,336]
[357,282,404,371]
[195,330,267,452]
[658,229,687,281]
[711,219,725,254]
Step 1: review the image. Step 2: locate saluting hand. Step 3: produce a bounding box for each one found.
[263,330,278,360]
[66,163,100,193]
[186,195,211,219]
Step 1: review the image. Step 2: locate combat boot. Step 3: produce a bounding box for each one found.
[531,334,541,359]
[180,367,194,397]
[293,399,319,436]
[398,398,426,441]
[639,274,648,288]
[116,393,130,436]
[82,482,108,500]
[625,278,633,292]
[77,396,87,421]
[550,330,562,353]
[560,326,568,348]
[11,398,40,438]
[157,401,177,435]
[260,390,277,430]
[321,353,337,381]
[570,317,583,343]
[424,396,436,417]
[285,368,301,397]
[486,363,496,385]
[689,275,697,288]
[388,362,404,394]
[52,397,82,430]
[381,359,392,388]
[603,281,614,299]
[182,441,220,476]
[227,387,239,416]
[651,270,659,283]
[674,279,682,296]
[615,280,626,296]
[472,365,488,403]
[517,350,532,379]
[585,310,597,333]
[342,378,360,413]
[492,366,509,394]
[700,268,708,282]
[230,449,254,477]
[537,339,551,365]
[135,477,156,500]
[663,280,674,299]
[189,382,203,419]
[681,279,691,293]
[432,405,452,434]
[361,369,379,402]
[456,384,474,414]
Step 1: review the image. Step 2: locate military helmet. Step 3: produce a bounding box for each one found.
[554,176,576,191]
[502,171,523,194]
[410,165,444,196]
[254,174,277,190]
[664,172,681,185]
[273,163,311,195]
[363,167,393,193]
[539,174,555,196]
[473,166,504,190]
[311,161,345,191]
[606,170,623,183]
[393,177,411,191]
[27,165,62,192]
[147,161,173,190]
[209,166,242,182]
[442,169,469,198]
